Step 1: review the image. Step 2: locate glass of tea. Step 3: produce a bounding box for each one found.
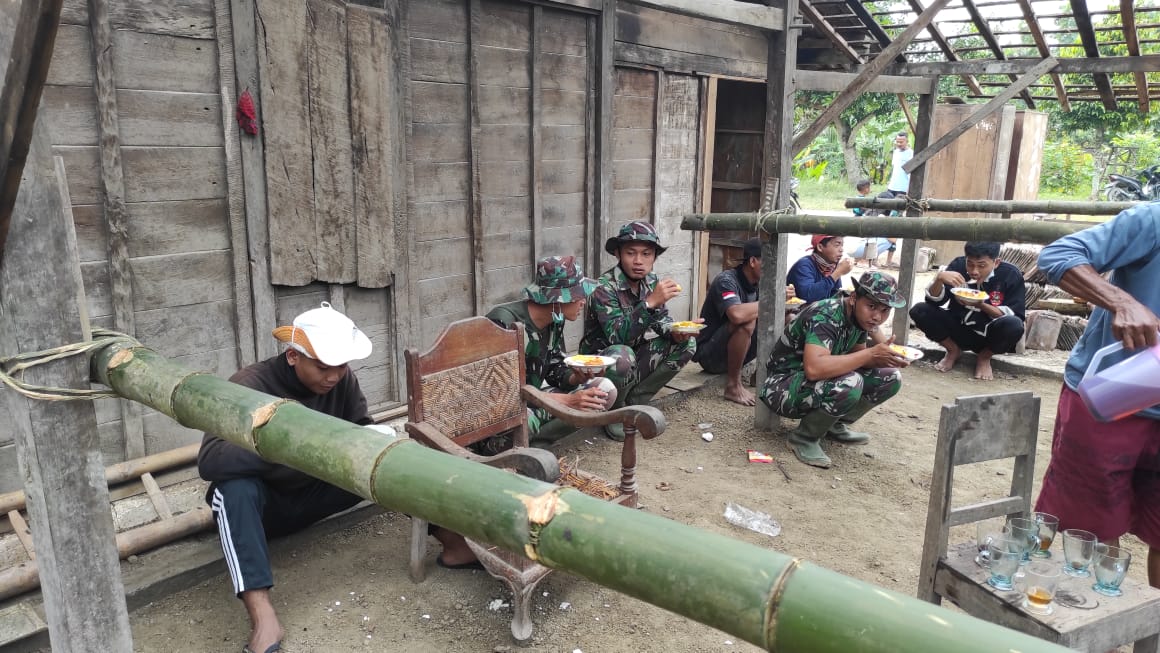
[1092,544,1132,597]
[1062,529,1097,578]
[1022,561,1061,615]
[1031,512,1060,559]
[1006,517,1041,565]
[986,538,1023,591]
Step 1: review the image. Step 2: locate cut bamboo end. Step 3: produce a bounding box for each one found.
[107,348,135,369]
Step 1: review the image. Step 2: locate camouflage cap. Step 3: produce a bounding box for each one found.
[524,255,597,305]
[851,270,907,308]
[604,220,668,256]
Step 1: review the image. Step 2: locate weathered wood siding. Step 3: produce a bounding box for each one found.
[615,3,765,79]
[650,73,699,321]
[408,0,594,348]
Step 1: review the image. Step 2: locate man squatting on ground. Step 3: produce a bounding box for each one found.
[692,237,796,407]
[909,241,1026,381]
[486,255,617,444]
[759,271,910,469]
[1033,201,1160,588]
[787,234,855,305]
[580,221,697,441]
[198,303,476,653]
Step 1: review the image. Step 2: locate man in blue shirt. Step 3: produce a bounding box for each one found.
[787,234,854,304]
[1033,202,1160,589]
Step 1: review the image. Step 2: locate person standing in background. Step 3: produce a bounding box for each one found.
[887,132,912,198]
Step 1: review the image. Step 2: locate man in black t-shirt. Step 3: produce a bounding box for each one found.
[693,238,795,405]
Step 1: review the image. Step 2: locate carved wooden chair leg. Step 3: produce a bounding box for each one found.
[410,517,429,582]
[619,424,639,507]
[503,574,547,642]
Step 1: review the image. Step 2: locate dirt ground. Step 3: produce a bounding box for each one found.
[122,361,1151,653]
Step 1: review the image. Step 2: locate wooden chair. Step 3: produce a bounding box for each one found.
[918,392,1160,652]
[404,317,666,641]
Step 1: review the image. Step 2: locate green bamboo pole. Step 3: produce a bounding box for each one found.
[682,213,1090,245]
[845,197,1139,215]
[91,341,1071,653]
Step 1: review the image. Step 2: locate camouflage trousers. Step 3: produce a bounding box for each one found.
[759,367,901,419]
[600,337,696,407]
[527,377,618,437]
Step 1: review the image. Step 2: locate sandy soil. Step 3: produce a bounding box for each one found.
[123,362,1151,653]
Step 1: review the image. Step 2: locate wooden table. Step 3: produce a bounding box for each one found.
[935,542,1160,652]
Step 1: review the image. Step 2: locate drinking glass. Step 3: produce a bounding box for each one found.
[986,538,1023,591]
[1022,561,1061,615]
[1007,517,1041,565]
[975,521,1009,568]
[1031,512,1060,559]
[1061,529,1097,578]
[1092,544,1132,597]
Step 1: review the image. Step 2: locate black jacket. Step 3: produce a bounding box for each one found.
[924,257,1027,334]
[197,353,372,490]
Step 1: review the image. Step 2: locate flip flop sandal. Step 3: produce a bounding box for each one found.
[242,643,281,653]
[436,555,485,571]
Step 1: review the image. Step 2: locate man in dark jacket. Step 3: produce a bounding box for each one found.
[198,303,472,653]
[909,241,1026,381]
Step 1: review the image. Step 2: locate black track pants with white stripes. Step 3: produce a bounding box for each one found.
[209,477,363,596]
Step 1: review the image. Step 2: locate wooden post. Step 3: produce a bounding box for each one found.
[87,0,145,461]
[693,75,717,314]
[530,5,543,265]
[891,78,938,346]
[596,0,615,270]
[755,0,796,431]
[0,0,64,261]
[0,114,132,651]
[212,0,257,368]
[228,0,278,361]
[651,68,665,224]
[467,0,485,313]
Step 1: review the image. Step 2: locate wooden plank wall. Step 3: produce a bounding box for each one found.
[650,73,699,321]
[614,3,766,79]
[610,67,656,257]
[4,0,242,486]
[407,0,593,349]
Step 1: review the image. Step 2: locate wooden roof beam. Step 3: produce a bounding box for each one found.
[0,0,66,262]
[901,0,982,96]
[1015,0,1069,111]
[1121,0,1149,113]
[961,0,1036,109]
[884,55,1160,76]
[624,0,783,31]
[798,0,861,63]
[791,0,951,156]
[842,0,901,61]
[1069,0,1118,110]
[903,57,1058,175]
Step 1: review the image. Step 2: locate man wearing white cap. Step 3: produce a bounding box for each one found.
[198,303,474,653]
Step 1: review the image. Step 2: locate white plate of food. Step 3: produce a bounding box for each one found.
[889,344,924,362]
[786,297,806,307]
[563,354,616,373]
[670,321,706,334]
[951,287,989,302]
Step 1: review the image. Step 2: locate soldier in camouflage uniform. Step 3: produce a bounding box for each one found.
[487,256,617,444]
[580,221,697,440]
[759,271,911,469]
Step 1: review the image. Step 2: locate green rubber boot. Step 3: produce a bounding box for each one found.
[603,422,626,442]
[624,365,682,407]
[787,410,839,469]
[826,398,876,444]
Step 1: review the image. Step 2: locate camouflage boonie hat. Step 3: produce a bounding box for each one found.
[851,271,907,308]
[524,255,597,304]
[604,220,668,256]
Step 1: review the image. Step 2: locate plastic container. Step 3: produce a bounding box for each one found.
[723,502,781,538]
[1076,339,1160,422]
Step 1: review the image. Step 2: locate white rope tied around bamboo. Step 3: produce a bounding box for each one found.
[0,328,141,401]
[755,206,796,234]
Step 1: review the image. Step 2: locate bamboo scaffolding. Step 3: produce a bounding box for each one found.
[86,340,1072,652]
[845,197,1140,215]
[682,213,1089,244]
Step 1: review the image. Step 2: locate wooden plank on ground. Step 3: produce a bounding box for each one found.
[349,4,399,288]
[307,0,356,283]
[257,0,314,286]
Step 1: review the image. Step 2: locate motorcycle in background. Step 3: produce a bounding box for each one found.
[1102,164,1160,201]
